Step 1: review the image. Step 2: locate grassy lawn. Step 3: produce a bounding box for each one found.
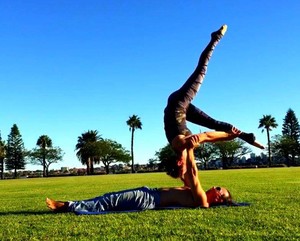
[0,167,299,241]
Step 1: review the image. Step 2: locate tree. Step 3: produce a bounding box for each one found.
[258,115,278,167]
[147,158,159,170]
[154,144,177,172]
[214,140,251,169]
[282,108,300,140]
[126,115,142,173]
[271,135,298,167]
[75,130,102,175]
[194,143,217,170]
[0,134,6,180]
[6,124,26,178]
[28,135,64,177]
[95,139,131,174]
[282,108,300,165]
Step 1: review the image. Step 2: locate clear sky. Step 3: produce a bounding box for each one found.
[1,1,299,170]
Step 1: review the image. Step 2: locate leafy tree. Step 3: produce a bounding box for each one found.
[194,143,217,170]
[154,144,177,172]
[147,158,159,170]
[271,135,298,167]
[6,124,26,178]
[282,108,300,164]
[93,139,131,174]
[28,135,64,176]
[75,130,102,175]
[258,114,278,167]
[214,140,251,169]
[126,115,142,173]
[0,134,6,180]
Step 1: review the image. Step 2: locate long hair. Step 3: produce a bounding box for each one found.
[164,155,180,178]
[158,145,181,178]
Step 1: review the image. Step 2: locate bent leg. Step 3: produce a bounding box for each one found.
[186,104,264,149]
[186,104,232,131]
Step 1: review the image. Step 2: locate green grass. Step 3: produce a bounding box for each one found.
[0,168,299,241]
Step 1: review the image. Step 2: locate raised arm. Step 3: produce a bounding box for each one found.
[172,129,240,207]
[183,148,209,207]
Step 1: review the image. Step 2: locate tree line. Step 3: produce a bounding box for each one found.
[0,109,299,179]
[0,114,142,179]
[155,108,300,170]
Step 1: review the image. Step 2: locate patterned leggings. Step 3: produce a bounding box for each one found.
[68,186,160,214]
[164,30,234,144]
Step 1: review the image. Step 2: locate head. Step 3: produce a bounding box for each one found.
[164,149,187,179]
[206,186,233,207]
[164,152,182,178]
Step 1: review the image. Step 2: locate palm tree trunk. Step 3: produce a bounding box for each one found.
[91,160,94,175]
[131,129,135,173]
[86,159,90,175]
[42,145,46,177]
[267,129,271,167]
[43,156,46,177]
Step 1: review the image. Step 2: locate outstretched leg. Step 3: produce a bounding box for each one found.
[171,25,227,110]
[164,25,227,143]
[47,187,160,214]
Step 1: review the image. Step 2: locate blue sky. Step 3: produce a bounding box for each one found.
[1,1,299,170]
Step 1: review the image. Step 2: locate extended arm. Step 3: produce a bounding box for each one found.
[172,128,241,152]
[190,128,241,147]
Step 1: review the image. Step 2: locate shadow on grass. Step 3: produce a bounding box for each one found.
[0,202,251,216]
[0,210,58,216]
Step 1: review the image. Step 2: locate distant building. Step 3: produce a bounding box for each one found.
[61,167,69,173]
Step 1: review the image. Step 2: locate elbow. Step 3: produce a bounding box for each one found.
[193,198,208,208]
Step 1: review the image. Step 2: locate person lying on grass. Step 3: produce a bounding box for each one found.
[46,185,233,213]
[47,130,240,213]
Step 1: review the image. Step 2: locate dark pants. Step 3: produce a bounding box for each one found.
[164,31,233,144]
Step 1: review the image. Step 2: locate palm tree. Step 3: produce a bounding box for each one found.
[126,115,142,173]
[258,115,278,167]
[36,135,52,177]
[75,130,101,175]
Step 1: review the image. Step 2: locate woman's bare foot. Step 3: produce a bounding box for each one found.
[46,198,69,212]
